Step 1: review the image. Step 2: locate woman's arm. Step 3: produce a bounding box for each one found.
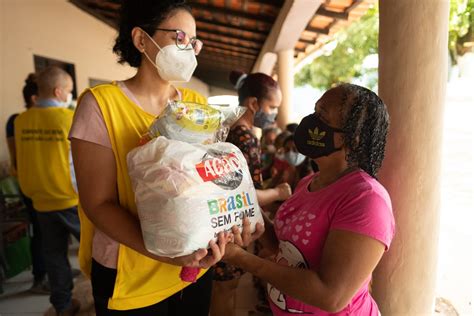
[258,211,278,254]
[225,229,385,312]
[71,138,227,268]
[256,182,291,206]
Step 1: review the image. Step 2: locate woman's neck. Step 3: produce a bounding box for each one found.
[234,109,254,130]
[124,66,177,115]
[310,156,356,191]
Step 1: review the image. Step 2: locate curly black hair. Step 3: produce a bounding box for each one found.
[286,123,298,133]
[338,83,390,178]
[112,0,191,68]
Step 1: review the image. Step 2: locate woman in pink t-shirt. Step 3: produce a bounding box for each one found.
[224,83,395,315]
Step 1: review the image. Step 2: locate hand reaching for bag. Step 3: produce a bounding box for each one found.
[158,231,232,268]
[224,217,265,263]
[231,216,265,248]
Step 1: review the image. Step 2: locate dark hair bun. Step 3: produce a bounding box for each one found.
[23,73,38,105]
[25,73,37,85]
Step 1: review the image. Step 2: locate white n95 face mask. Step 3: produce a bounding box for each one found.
[66,93,73,106]
[142,31,197,83]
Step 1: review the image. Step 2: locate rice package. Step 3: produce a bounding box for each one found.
[127,136,263,258]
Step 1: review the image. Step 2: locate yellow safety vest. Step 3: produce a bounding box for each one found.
[14,107,78,211]
[77,82,207,310]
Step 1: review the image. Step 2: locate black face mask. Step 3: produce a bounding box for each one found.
[294,113,345,159]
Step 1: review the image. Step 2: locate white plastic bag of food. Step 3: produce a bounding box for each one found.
[127,136,263,257]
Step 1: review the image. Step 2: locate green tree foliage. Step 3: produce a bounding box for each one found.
[295,7,378,90]
[296,1,473,90]
[449,0,474,63]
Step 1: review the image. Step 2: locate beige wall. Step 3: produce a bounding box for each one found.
[0,0,209,166]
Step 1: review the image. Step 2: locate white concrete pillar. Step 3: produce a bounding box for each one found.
[372,1,450,315]
[277,49,294,128]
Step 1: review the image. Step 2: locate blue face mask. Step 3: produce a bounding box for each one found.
[253,110,277,129]
[285,151,306,166]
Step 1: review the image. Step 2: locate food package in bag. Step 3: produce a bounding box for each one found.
[127,136,263,258]
[140,101,247,145]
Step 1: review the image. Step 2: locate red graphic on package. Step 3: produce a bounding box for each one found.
[195,151,244,190]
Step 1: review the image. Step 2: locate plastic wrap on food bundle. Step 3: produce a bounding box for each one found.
[141,101,246,145]
[127,136,264,257]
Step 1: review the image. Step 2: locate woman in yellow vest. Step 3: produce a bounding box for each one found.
[69,1,229,315]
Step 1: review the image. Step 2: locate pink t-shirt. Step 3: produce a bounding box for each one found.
[269,170,395,316]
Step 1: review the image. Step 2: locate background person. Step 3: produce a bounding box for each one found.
[15,66,80,315]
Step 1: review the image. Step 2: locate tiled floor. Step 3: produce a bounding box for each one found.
[0,243,268,316]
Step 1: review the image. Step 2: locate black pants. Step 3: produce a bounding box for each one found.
[91,259,214,316]
[37,207,81,312]
[23,195,47,281]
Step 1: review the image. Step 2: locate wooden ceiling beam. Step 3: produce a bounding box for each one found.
[299,37,317,45]
[199,50,254,60]
[316,8,349,20]
[202,47,258,58]
[197,62,253,71]
[316,0,364,20]
[196,66,253,75]
[190,3,274,24]
[198,59,252,65]
[202,47,257,59]
[199,35,261,51]
[243,0,284,7]
[198,53,255,63]
[203,42,260,55]
[78,0,119,17]
[305,26,330,35]
[347,0,364,12]
[196,64,252,72]
[195,18,268,37]
[295,47,306,53]
[198,55,252,62]
[196,24,265,44]
[87,0,120,11]
[69,0,117,29]
[198,29,265,44]
[198,31,263,49]
[92,7,118,19]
